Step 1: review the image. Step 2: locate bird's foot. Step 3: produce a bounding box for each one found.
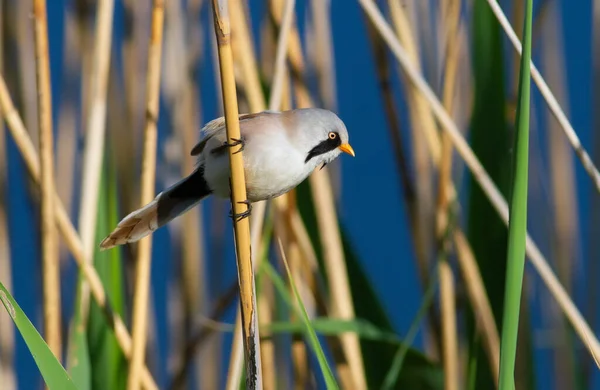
[224,137,245,154]
[229,199,252,221]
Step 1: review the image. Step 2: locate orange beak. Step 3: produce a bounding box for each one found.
[338,143,355,157]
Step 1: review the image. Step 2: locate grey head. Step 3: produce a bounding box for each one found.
[285,108,355,171]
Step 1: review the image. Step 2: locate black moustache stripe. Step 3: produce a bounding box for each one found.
[305,136,342,163]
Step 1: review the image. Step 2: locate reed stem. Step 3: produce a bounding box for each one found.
[436,1,461,388]
[32,0,61,359]
[454,230,500,383]
[211,1,263,387]
[274,7,366,386]
[0,23,16,386]
[127,1,165,389]
[77,0,115,320]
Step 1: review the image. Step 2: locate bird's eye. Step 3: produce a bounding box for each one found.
[328,132,337,140]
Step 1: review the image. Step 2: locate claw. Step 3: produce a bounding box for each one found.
[229,199,252,221]
[224,137,245,154]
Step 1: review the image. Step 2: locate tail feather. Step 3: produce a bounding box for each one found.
[99,166,211,250]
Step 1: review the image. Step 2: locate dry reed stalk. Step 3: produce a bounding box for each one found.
[226,0,272,384]
[77,0,115,320]
[387,0,440,161]
[359,0,600,363]
[162,1,211,386]
[305,1,341,200]
[211,1,263,388]
[55,11,80,252]
[288,209,319,268]
[268,0,296,112]
[274,194,311,390]
[453,230,500,383]
[275,199,329,312]
[280,72,310,389]
[388,1,441,357]
[436,0,461,236]
[363,15,415,222]
[183,5,218,388]
[0,75,158,390]
[290,261,309,390]
[289,245,310,389]
[75,0,95,128]
[16,0,39,150]
[412,0,439,85]
[268,0,310,105]
[309,0,336,111]
[171,84,207,388]
[271,5,367,387]
[223,0,296,383]
[230,0,267,112]
[225,204,271,389]
[386,2,439,357]
[436,1,461,389]
[126,1,165,389]
[119,0,150,215]
[258,279,277,390]
[225,316,245,390]
[438,261,458,390]
[307,171,367,390]
[32,0,62,358]
[541,5,579,387]
[167,282,239,390]
[0,18,16,385]
[268,0,298,67]
[485,0,600,195]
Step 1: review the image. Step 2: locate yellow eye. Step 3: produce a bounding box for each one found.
[328,132,337,140]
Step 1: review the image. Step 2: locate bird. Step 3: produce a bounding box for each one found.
[99,107,355,250]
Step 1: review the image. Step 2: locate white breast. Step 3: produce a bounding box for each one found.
[201,123,312,202]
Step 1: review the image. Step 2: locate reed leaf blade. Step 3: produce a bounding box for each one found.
[498,0,533,388]
[0,281,79,390]
[67,278,91,390]
[261,259,339,389]
[87,158,127,390]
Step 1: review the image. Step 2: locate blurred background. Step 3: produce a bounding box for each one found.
[0,0,599,389]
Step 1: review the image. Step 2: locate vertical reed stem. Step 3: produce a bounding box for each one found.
[436,1,461,388]
[77,0,115,318]
[127,1,164,389]
[32,0,62,359]
[454,230,500,383]
[0,12,16,385]
[211,1,263,388]
[498,1,533,387]
[542,5,578,387]
[438,262,457,390]
[309,169,367,390]
[273,4,366,385]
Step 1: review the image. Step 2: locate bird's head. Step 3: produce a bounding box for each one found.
[290,108,355,170]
